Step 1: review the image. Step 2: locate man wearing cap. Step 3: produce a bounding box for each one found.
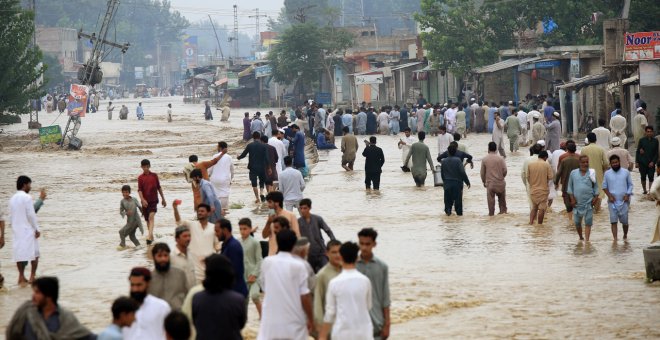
[545,112,561,153]
[607,137,633,171]
[492,112,506,157]
[610,109,627,148]
[581,132,609,211]
[531,113,546,147]
[527,150,554,225]
[632,106,648,147]
[592,119,611,150]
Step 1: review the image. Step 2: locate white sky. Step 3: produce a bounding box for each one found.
[169,0,285,33]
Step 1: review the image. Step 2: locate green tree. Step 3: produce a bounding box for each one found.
[42,53,64,89]
[0,0,45,115]
[629,0,660,32]
[268,23,353,104]
[415,0,498,77]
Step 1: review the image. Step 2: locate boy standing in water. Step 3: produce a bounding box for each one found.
[119,185,144,249]
[239,218,263,318]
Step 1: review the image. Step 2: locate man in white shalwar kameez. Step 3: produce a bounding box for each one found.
[398,128,416,168]
[9,176,41,285]
[268,130,287,174]
[209,142,235,216]
[437,126,454,156]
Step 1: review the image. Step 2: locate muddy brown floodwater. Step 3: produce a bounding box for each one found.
[1,97,659,338]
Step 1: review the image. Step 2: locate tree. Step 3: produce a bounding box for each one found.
[268,23,353,104]
[0,0,45,115]
[415,0,498,77]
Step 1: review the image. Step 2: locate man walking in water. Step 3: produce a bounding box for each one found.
[9,176,41,285]
[138,159,166,245]
[356,228,390,340]
[403,131,434,187]
[238,132,271,203]
[362,136,385,191]
[480,142,508,216]
[527,151,553,225]
[441,145,471,216]
[567,155,599,241]
[341,126,359,171]
[602,155,634,240]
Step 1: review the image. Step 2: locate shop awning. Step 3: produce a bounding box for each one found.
[390,61,422,71]
[214,78,228,86]
[606,74,639,91]
[473,57,542,74]
[556,72,610,91]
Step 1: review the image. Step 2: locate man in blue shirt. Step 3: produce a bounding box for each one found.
[98,297,139,340]
[567,155,599,241]
[602,154,634,240]
[216,219,248,298]
[289,124,308,176]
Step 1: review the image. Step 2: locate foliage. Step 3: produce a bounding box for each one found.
[268,23,353,102]
[42,53,64,89]
[415,0,498,76]
[34,0,189,87]
[629,0,660,33]
[0,0,46,115]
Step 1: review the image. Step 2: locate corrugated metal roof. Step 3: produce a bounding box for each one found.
[473,57,542,74]
[557,72,610,90]
[390,61,422,71]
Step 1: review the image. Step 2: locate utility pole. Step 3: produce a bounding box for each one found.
[293,5,316,24]
[233,4,239,60]
[249,8,268,51]
[28,0,40,129]
[61,0,129,149]
[207,15,225,60]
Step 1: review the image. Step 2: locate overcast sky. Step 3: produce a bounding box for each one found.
[169,0,285,33]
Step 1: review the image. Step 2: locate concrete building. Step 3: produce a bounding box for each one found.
[36,27,79,76]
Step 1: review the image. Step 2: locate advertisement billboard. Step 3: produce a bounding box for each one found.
[66,84,89,117]
[624,31,660,61]
[183,35,198,69]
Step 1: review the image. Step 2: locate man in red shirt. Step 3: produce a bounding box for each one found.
[138,159,166,244]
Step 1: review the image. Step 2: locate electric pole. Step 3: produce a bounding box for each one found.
[248,8,268,50]
[28,0,40,129]
[233,4,239,60]
[293,5,316,24]
[208,15,225,60]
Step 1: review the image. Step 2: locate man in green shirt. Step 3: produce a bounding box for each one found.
[357,228,390,340]
[239,218,263,318]
[505,109,521,153]
[403,131,435,187]
[313,240,342,335]
[636,126,659,194]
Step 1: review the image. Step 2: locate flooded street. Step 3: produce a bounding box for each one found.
[1,96,659,338]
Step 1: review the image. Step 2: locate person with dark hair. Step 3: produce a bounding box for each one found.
[98,296,139,339]
[505,109,521,153]
[189,168,223,223]
[441,145,471,216]
[243,112,252,141]
[288,124,308,176]
[592,118,611,150]
[362,136,385,190]
[269,129,288,177]
[555,140,581,226]
[9,176,43,285]
[118,184,143,249]
[636,126,659,195]
[455,104,467,138]
[164,311,191,340]
[319,241,372,340]
[437,141,474,168]
[399,104,409,131]
[215,219,248,297]
[403,131,434,187]
[263,191,300,256]
[437,125,454,155]
[170,225,195,287]
[366,107,377,135]
[397,127,415,169]
[192,254,246,339]
[632,106,649,147]
[174,200,218,283]
[567,155,599,241]
[279,156,306,210]
[356,107,367,135]
[356,228,390,339]
[581,132,608,211]
[527,151,553,225]
[603,154,634,240]
[239,218,263,317]
[124,267,171,339]
[149,243,190,310]
[209,141,234,216]
[259,229,315,338]
[481,141,508,216]
[238,131,271,203]
[6,276,95,340]
[138,159,166,245]
[297,198,336,272]
[492,111,506,157]
[251,112,264,134]
[313,240,342,333]
[186,151,226,210]
[261,134,280,192]
[341,126,359,172]
[634,92,645,109]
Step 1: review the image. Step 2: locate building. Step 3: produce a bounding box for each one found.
[36,27,79,78]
